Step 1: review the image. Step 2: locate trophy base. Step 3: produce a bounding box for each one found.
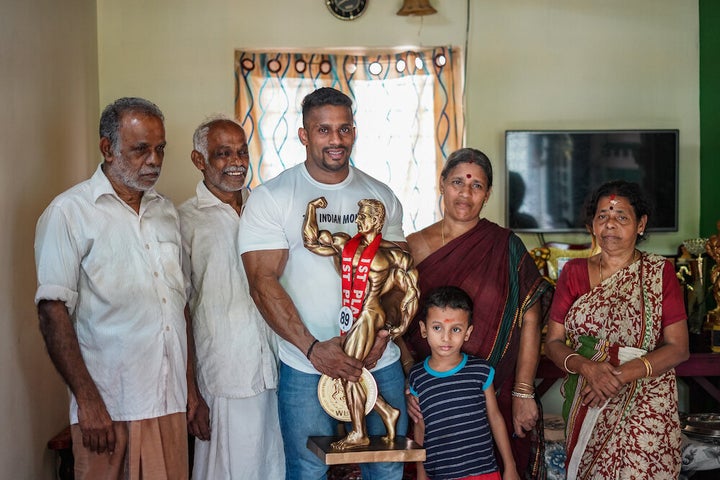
[307,435,425,465]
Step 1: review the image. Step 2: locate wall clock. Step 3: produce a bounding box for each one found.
[326,0,368,21]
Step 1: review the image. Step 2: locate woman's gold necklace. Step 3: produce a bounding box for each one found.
[599,249,638,282]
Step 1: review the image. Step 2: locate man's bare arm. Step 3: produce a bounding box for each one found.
[242,249,363,381]
[185,305,210,440]
[37,300,116,454]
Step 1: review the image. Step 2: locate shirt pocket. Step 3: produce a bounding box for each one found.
[155,241,185,296]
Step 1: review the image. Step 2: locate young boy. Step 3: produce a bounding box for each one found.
[408,286,520,480]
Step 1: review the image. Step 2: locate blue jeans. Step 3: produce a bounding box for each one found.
[278,361,408,480]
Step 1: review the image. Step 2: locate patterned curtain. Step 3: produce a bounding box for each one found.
[235,47,464,232]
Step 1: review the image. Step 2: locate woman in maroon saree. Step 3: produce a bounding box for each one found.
[403,148,551,479]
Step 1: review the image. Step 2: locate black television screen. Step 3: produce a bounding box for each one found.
[505,129,679,233]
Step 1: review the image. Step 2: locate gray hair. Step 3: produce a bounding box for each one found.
[99,97,164,154]
[192,115,242,160]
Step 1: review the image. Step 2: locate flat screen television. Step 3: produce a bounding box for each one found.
[505,129,679,233]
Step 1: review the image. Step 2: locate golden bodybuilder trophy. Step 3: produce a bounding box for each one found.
[302,197,425,464]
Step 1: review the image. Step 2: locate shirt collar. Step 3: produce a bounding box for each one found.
[195,180,250,212]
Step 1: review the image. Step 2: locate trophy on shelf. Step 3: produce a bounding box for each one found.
[683,238,709,334]
[705,222,720,325]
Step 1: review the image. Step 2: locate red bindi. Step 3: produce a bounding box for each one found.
[443,318,452,323]
[466,174,471,179]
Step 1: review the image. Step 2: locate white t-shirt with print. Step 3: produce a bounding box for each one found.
[238,163,406,374]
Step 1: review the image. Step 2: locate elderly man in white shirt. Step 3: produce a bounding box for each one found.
[179,116,284,480]
[35,97,190,479]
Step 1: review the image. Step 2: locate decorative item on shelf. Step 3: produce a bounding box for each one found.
[529,246,551,283]
[528,241,599,286]
[706,223,720,319]
[397,0,437,16]
[683,238,710,336]
[545,242,597,282]
[705,221,720,352]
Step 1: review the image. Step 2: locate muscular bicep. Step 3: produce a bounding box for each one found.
[379,250,413,294]
[241,249,288,292]
[241,249,311,346]
[305,231,347,257]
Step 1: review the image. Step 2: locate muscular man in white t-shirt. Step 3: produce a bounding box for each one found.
[239,87,409,479]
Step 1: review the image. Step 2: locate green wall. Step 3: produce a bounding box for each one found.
[700,0,720,236]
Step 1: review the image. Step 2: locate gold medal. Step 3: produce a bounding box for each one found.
[317,367,378,421]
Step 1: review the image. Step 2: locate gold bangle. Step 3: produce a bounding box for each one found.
[513,388,535,395]
[514,381,535,390]
[512,385,535,394]
[639,356,653,378]
[511,390,535,399]
[564,353,580,374]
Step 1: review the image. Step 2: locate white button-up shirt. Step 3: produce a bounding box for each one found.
[34,164,188,423]
[178,181,278,398]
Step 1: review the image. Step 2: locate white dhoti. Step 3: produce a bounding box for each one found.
[192,389,285,480]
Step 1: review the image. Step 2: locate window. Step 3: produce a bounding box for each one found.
[235,48,464,232]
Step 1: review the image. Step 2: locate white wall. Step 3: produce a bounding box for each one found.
[0,0,99,477]
[465,1,699,254]
[96,0,699,255]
